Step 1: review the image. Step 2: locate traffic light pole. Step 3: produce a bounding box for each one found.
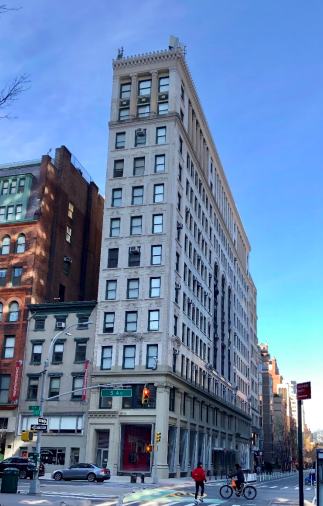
[153,445,158,484]
[298,399,304,506]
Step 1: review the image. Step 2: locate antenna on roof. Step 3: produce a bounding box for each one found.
[117,47,124,59]
[169,35,187,56]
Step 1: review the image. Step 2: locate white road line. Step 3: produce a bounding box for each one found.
[281,486,289,489]
[295,487,299,490]
[306,488,311,490]
[270,486,278,488]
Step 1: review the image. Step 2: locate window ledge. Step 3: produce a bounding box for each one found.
[74,361,86,364]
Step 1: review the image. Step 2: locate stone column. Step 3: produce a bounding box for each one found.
[169,67,178,113]
[188,103,193,140]
[200,133,204,168]
[196,125,200,159]
[156,384,170,478]
[150,70,158,115]
[110,76,120,122]
[192,114,197,152]
[130,73,137,117]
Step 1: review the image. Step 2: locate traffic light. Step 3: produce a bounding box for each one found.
[146,444,155,453]
[21,431,34,442]
[142,387,150,404]
[156,431,161,443]
[146,444,152,453]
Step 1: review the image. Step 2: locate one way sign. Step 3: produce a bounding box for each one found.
[38,417,47,425]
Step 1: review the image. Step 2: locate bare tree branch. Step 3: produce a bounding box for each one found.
[0,4,22,15]
[0,74,31,119]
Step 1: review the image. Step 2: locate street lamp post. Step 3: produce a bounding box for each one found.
[28,321,93,495]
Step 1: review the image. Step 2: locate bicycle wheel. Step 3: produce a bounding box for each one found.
[243,486,257,500]
[220,484,233,499]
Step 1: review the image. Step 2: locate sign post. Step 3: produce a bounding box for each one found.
[297,381,311,506]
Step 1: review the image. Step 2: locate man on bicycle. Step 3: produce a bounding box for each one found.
[229,464,245,495]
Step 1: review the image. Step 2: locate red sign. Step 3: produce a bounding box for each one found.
[12,361,22,402]
[82,359,89,401]
[297,381,311,400]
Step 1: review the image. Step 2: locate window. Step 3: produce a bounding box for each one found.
[155,154,165,173]
[151,245,162,265]
[179,137,183,154]
[0,207,5,222]
[180,109,184,122]
[159,76,169,92]
[152,214,163,234]
[125,311,137,332]
[128,247,140,266]
[68,202,74,219]
[147,344,158,369]
[169,388,175,412]
[77,316,89,329]
[6,206,14,220]
[66,226,72,243]
[130,216,142,235]
[3,336,15,359]
[175,252,180,271]
[148,310,159,331]
[18,178,25,193]
[181,85,185,100]
[0,375,10,404]
[112,188,122,207]
[101,346,112,369]
[31,343,42,363]
[103,312,115,333]
[108,218,121,239]
[115,132,126,149]
[75,342,86,363]
[0,268,7,286]
[15,205,22,220]
[137,104,150,117]
[156,127,166,144]
[153,184,164,203]
[16,234,26,253]
[71,377,84,400]
[27,377,39,400]
[178,164,182,182]
[132,186,144,205]
[158,102,168,115]
[177,193,181,211]
[135,129,146,146]
[150,277,161,297]
[52,343,64,363]
[122,383,156,409]
[174,315,178,336]
[12,267,22,286]
[8,301,18,322]
[34,318,45,331]
[106,280,117,300]
[127,279,139,299]
[48,377,60,400]
[108,248,118,268]
[123,345,136,369]
[2,181,8,195]
[120,82,131,99]
[119,108,129,121]
[138,79,151,96]
[10,180,17,194]
[113,160,124,178]
[133,157,145,175]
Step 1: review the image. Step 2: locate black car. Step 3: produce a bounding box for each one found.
[0,457,45,479]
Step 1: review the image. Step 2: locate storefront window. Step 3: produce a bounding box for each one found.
[122,384,156,409]
[40,448,66,465]
[120,424,151,472]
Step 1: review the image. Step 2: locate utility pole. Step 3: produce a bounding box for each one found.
[298,400,304,506]
[28,321,93,495]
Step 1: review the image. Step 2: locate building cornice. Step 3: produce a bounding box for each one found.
[27,301,97,315]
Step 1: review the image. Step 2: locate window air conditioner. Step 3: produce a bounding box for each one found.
[129,246,140,254]
[56,322,65,329]
[197,255,201,260]
[194,365,199,370]
[177,222,183,229]
[136,128,146,137]
[173,349,180,355]
[64,256,72,263]
[175,282,181,290]
[202,371,207,376]
[185,206,190,212]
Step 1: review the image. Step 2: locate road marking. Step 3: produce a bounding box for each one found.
[281,486,289,489]
[270,486,278,488]
[295,487,299,490]
[306,488,311,490]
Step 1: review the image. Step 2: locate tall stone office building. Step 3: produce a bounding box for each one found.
[88,45,258,478]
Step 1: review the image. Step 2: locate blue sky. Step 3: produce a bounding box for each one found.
[1,0,322,430]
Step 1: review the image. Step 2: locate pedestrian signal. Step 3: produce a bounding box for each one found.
[21,431,34,442]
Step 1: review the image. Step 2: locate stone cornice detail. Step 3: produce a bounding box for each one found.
[112,49,180,70]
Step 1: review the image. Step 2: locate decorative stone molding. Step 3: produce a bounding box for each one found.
[117,333,143,342]
[171,335,182,349]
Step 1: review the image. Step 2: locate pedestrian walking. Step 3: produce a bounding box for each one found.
[192,461,207,504]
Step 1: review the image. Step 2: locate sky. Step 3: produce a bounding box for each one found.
[1,0,322,430]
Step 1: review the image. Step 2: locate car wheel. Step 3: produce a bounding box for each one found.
[19,469,28,479]
[87,473,96,482]
[54,472,63,481]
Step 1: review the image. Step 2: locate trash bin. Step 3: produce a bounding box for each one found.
[130,473,137,483]
[1,467,19,494]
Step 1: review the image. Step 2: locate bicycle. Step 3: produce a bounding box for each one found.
[220,478,257,500]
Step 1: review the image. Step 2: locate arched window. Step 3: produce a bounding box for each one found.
[0,302,3,323]
[8,301,19,322]
[1,236,10,255]
[16,234,26,254]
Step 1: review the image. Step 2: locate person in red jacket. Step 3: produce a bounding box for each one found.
[192,462,206,503]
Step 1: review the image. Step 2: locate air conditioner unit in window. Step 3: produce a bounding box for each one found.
[56,322,65,329]
[136,128,146,137]
[64,256,72,263]
[202,371,207,376]
[129,246,141,254]
[173,349,180,355]
[187,298,192,304]
[175,282,181,290]
[197,255,201,260]
[194,365,199,370]
[206,363,213,369]
[177,222,183,229]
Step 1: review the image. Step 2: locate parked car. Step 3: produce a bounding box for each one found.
[51,463,110,482]
[0,457,45,479]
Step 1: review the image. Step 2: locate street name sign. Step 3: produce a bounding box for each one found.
[29,406,39,410]
[38,417,47,425]
[33,410,40,416]
[31,424,47,431]
[297,381,311,400]
[101,389,132,397]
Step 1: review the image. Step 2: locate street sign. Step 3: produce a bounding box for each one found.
[29,406,40,411]
[33,410,40,416]
[297,381,311,400]
[30,424,47,431]
[38,417,47,425]
[101,389,132,397]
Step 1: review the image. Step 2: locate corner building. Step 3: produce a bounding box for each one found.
[88,47,258,478]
